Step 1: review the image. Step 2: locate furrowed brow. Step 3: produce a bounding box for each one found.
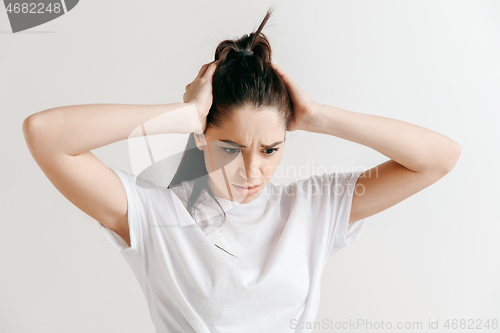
[219,139,283,149]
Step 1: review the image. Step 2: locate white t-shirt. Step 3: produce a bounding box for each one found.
[100,167,366,333]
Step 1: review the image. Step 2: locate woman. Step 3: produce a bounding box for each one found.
[23,7,460,333]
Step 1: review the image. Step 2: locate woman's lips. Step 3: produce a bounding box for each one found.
[232,183,261,196]
[234,184,260,189]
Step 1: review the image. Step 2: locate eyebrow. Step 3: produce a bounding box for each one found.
[218,139,283,149]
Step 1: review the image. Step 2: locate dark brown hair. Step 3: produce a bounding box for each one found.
[168,7,293,232]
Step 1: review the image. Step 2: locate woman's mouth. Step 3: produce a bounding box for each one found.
[232,183,261,196]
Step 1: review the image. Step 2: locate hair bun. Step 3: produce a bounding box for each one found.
[224,48,255,61]
[234,50,254,57]
[214,8,274,66]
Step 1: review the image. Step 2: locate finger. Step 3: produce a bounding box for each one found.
[202,60,219,79]
[196,62,212,80]
[271,62,294,88]
[270,62,280,71]
[271,63,303,97]
[271,62,289,83]
[271,62,286,78]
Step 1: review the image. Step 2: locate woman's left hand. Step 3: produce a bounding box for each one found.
[270,62,320,132]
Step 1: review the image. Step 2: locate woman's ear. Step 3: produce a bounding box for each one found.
[193,133,206,150]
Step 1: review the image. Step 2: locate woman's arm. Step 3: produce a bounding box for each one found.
[303,104,461,224]
[23,102,200,156]
[22,61,218,248]
[302,104,461,174]
[22,102,200,247]
[271,62,461,224]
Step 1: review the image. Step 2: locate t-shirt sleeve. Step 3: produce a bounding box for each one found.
[327,170,366,257]
[98,167,159,253]
[295,169,367,260]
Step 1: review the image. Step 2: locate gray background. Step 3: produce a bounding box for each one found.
[1,0,499,332]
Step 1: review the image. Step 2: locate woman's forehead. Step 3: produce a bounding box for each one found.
[205,107,286,143]
[217,108,285,130]
[207,122,285,145]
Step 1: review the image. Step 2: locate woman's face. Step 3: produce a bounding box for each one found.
[194,106,286,204]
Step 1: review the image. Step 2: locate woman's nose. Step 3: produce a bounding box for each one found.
[239,155,261,180]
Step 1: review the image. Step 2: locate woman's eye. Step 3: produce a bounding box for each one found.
[264,148,279,156]
[221,147,279,156]
[222,147,240,155]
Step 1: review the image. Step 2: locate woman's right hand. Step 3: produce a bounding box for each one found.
[183,60,219,133]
